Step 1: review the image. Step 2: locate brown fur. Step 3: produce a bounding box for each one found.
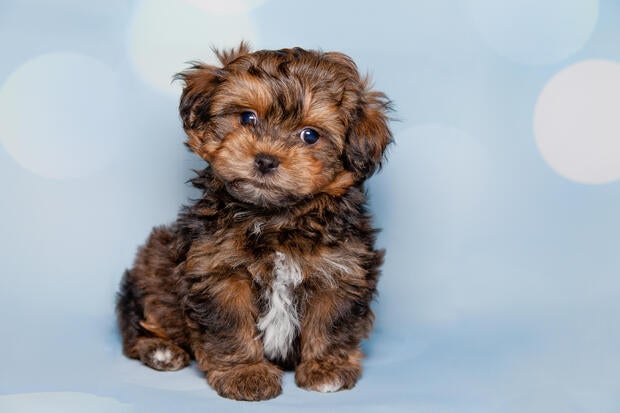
[116,43,392,401]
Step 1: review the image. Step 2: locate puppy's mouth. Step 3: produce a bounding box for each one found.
[224,178,304,208]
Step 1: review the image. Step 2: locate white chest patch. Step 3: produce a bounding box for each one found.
[257,251,302,361]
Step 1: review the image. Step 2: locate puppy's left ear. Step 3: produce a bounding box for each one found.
[343,83,393,181]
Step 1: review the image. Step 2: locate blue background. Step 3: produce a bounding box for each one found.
[1,1,619,412]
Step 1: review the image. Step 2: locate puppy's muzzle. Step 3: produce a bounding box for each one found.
[254,153,280,175]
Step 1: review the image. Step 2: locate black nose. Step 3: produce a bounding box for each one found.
[254,153,280,174]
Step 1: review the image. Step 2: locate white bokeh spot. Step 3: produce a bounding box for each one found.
[0,53,126,180]
[534,60,620,184]
[466,0,599,65]
[128,0,259,96]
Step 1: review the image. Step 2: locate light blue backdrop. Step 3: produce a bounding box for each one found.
[1,1,619,412]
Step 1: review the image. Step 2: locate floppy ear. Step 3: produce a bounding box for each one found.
[175,42,251,152]
[176,62,220,131]
[343,83,393,181]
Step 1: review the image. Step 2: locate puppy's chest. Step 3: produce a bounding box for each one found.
[208,217,358,361]
[254,251,303,362]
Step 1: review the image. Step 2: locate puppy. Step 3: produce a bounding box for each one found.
[116,43,392,401]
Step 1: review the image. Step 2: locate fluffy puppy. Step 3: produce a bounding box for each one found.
[116,43,392,401]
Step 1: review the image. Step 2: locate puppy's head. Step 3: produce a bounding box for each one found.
[177,43,391,208]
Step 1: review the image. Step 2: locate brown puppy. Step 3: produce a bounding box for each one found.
[116,43,392,401]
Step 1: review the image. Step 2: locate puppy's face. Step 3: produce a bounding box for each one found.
[178,44,391,208]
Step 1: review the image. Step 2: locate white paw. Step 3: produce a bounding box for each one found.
[147,347,188,371]
[315,379,343,393]
[152,348,173,363]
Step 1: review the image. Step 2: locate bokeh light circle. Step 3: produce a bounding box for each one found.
[466,0,598,65]
[128,0,258,96]
[0,52,125,180]
[534,60,620,184]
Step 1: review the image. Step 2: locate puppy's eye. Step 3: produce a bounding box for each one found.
[300,128,320,145]
[240,111,258,126]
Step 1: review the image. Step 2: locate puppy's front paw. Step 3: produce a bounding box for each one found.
[206,361,282,401]
[295,358,362,393]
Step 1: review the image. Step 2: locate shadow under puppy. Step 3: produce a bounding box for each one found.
[117,43,392,401]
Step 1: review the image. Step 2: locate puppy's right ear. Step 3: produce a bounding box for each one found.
[176,42,251,153]
[175,63,221,152]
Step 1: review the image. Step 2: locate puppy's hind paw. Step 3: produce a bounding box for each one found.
[135,338,190,371]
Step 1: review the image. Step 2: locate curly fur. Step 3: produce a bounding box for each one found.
[116,43,392,401]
